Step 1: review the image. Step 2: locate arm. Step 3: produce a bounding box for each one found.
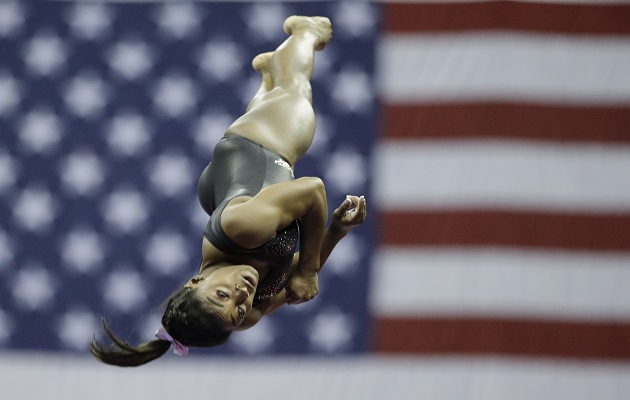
[292,194,367,269]
[221,176,327,264]
[237,195,367,328]
[284,194,367,305]
[221,177,327,304]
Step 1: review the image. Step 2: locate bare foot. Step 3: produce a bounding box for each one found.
[252,52,273,75]
[283,16,332,51]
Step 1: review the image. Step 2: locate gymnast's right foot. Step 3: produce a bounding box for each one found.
[283,16,332,51]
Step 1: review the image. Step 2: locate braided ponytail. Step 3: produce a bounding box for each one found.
[90,283,231,367]
[89,319,171,367]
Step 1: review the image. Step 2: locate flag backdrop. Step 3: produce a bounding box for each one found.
[0,0,376,355]
[2,0,630,398]
[372,0,630,362]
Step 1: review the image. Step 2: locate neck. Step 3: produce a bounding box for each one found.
[199,261,233,276]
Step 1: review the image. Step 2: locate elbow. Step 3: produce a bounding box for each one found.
[307,177,326,203]
[297,176,326,198]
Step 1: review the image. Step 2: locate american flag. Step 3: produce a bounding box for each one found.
[0,0,376,355]
[2,0,630,397]
[372,1,630,363]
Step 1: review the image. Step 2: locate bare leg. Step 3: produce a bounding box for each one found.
[225,16,332,165]
[246,52,274,113]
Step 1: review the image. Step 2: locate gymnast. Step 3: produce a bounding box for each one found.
[89,16,367,366]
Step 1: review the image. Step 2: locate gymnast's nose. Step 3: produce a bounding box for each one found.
[235,285,248,304]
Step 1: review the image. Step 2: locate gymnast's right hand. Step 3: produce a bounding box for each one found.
[285,270,319,305]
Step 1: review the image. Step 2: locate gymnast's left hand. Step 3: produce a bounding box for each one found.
[331,195,367,234]
[285,270,319,305]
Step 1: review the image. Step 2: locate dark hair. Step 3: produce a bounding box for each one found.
[89,285,231,367]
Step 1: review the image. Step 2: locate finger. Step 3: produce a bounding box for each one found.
[346,195,359,208]
[288,297,304,305]
[357,196,367,219]
[333,197,352,219]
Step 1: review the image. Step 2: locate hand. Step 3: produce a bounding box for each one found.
[285,270,319,305]
[331,195,367,234]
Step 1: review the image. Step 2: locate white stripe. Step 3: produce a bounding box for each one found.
[374,140,630,212]
[378,0,630,3]
[2,354,630,400]
[371,247,630,321]
[378,33,630,104]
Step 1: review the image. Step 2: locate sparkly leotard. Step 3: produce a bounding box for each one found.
[197,134,298,303]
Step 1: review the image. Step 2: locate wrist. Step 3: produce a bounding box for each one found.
[297,255,320,273]
[329,223,350,237]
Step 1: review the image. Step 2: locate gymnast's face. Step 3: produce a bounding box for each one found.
[187,265,259,329]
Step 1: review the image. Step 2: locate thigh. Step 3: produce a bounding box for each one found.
[226,89,316,165]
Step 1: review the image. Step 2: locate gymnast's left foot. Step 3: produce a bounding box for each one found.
[252,52,273,75]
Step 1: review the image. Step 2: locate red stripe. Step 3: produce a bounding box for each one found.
[381,103,630,143]
[384,2,630,34]
[380,211,630,251]
[374,317,630,360]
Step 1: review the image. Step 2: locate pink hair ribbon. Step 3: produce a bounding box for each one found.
[155,326,189,356]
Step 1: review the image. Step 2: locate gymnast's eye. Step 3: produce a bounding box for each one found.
[216,290,228,299]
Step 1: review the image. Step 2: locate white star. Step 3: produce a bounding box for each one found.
[147,153,194,197]
[0,151,18,193]
[0,1,24,37]
[188,199,209,231]
[108,39,154,80]
[144,231,190,275]
[102,269,147,313]
[12,264,57,311]
[12,188,57,233]
[155,2,202,40]
[306,112,333,156]
[330,67,374,113]
[0,73,21,115]
[333,2,377,39]
[152,74,198,118]
[323,149,367,194]
[243,4,288,42]
[18,109,63,153]
[0,231,14,271]
[311,47,335,81]
[106,112,152,157]
[198,39,245,82]
[238,74,264,108]
[325,233,362,276]
[230,317,275,354]
[56,310,99,351]
[0,308,13,343]
[59,152,105,196]
[23,33,67,76]
[308,310,354,353]
[67,3,113,40]
[64,73,110,118]
[193,111,234,152]
[60,229,105,274]
[101,188,150,234]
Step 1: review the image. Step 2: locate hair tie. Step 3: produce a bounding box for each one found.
[155,326,189,356]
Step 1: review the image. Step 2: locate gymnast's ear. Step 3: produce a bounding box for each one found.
[184,274,203,289]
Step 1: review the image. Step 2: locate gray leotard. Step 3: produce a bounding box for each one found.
[197,134,298,302]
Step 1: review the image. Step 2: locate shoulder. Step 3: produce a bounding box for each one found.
[235,291,288,331]
[235,308,263,331]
